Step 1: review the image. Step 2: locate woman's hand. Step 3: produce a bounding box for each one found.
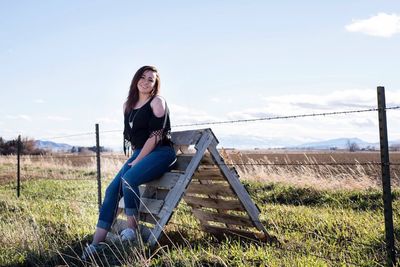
[128,159,138,167]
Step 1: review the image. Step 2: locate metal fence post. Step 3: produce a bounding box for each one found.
[95,124,102,211]
[377,86,396,266]
[17,135,21,198]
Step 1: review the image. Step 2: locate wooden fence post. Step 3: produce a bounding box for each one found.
[17,135,21,198]
[95,124,102,211]
[377,86,396,266]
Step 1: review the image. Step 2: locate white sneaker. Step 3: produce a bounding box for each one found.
[81,243,103,261]
[120,228,137,241]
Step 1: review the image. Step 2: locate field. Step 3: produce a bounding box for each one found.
[0,150,399,266]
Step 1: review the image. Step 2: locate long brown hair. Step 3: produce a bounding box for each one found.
[124,66,160,114]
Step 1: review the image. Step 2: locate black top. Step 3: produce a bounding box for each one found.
[123,97,172,149]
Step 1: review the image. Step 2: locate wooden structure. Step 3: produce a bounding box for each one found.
[113,128,268,247]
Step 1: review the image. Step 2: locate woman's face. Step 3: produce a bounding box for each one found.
[137,70,157,95]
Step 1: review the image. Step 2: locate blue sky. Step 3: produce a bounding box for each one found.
[1,1,400,149]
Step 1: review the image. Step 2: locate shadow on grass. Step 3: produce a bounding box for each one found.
[17,227,279,267]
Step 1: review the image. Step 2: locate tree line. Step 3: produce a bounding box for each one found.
[0,137,45,155]
[0,137,109,155]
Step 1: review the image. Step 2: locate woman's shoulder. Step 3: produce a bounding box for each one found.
[150,95,167,118]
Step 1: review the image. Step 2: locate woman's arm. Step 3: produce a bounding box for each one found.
[128,96,166,166]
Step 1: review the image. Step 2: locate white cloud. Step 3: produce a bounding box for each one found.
[47,116,71,121]
[5,90,398,149]
[210,97,233,103]
[345,13,400,37]
[169,103,220,126]
[34,99,45,104]
[6,114,32,121]
[166,89,400,147]
[211,89,400,146]
[96,117,119,125]
[261,89,378,114]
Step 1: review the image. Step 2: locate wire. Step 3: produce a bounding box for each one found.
[172,107,382,128]
[39,132,95,140]
[190,162,397,167]
[386,106,400,110]
[97,106,400,133]
[19,175,97,181]
[19,154,96,159]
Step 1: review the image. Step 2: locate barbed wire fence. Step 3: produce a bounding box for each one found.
[1,86,399,265]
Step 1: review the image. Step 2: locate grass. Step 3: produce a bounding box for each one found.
[0,152,399,266]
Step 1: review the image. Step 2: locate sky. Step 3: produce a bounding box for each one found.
[1,1,400,149]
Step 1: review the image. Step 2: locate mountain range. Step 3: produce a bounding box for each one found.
[35,140,73,152]
[35,137,400,152]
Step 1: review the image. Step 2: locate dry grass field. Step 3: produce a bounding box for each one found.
[1,150,399,188]
[1,150,399,266]
[223,149,400,190]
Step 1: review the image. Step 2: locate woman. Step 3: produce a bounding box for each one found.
[82,66,176,259]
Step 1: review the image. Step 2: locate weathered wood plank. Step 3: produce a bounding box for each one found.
[141,187,170,200]
[183,196,245,211]
[139,212,159,225]
[192,209,254,227]
[137,198,164,215]
[171,130,203,146]
[174,145,190,154]
[147,129,214,247]
[145,172,182,189]
[193,169,225,181]
[202,225,266,241]
[208,143,269,236]
[171,154,193,172]
[186,184,236,197]
[200,153,214,165]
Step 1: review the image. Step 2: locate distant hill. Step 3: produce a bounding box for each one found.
[34,137,400,152]
[295,138,374,150]
[219,134,302,149]
[35,140,73,152]
[34,140,112,153]
[293,138,400,150]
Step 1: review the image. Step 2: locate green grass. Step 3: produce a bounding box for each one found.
[0,178,398,266]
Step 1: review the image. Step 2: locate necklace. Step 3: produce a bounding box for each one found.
[128,97,152,129]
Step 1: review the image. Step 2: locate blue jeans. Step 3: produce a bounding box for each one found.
[97,145,176,231]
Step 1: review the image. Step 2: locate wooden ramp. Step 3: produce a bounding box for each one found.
[113,128,269,247]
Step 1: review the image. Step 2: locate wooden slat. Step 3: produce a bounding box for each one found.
[171,130,203,145]
[208,143,269,236]
[193,175,225,181]
[147,130,214,247]
[200,153,214,165]
[171,154,193,172]
[195,168,223,176]
[193,168,224,180]
[141,187,170,200]
[183,196,245,211]
[192,209,254,228]
[139,212,159,225]
[174,145,191,154]
[138,198,164,215]
[186,184,236,197]
[145,172,181,189]
[202,225,266,241]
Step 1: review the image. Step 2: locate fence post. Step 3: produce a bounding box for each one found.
[17,135,21,198]
[377,86,396,266]
[95,124,102,211]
